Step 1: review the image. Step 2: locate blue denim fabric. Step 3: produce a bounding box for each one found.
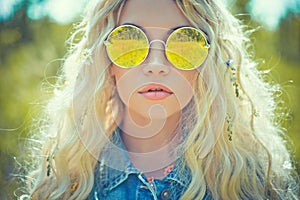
[87,129,211,200]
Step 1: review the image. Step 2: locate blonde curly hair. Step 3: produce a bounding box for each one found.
[19,0,299,199]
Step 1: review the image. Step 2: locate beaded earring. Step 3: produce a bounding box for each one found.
[46,156,52,176]
[226,59,240,98]
[226,113,233,141]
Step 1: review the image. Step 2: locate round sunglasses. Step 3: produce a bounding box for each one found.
[104,24,210,70]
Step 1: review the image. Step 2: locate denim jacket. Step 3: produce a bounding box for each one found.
[87,129,211,200]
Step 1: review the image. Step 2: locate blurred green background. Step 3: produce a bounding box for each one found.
[0,0,299,199]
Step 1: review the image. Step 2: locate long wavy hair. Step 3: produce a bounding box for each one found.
[19,0,299,199]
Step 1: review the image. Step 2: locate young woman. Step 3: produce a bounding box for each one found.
[20,0,299,199]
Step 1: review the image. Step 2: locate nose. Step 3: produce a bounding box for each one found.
[142,40,170,76]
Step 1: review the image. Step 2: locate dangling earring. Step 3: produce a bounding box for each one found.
[226,113,233,141]
[226,59,240,98]
[46,156,51,176]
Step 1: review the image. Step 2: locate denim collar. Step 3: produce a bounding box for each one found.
[94,128,191,195]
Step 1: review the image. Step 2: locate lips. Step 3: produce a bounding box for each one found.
[138,84,173,100]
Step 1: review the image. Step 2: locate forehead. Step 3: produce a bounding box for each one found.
[119,0,191,29]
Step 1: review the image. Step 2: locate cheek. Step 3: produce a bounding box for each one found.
[179,70,198,87]
[111,66,139,105]
[111,64,126,81]
[177,70,198,105]
[111,65,133,95]
[111,65,126,98]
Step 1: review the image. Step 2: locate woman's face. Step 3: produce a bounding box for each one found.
[110,0,198,122]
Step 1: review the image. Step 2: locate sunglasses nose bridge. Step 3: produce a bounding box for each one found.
[142,39,170,76]
[147,39,167,62]
[149,39,166,50]
[146,39,167,64]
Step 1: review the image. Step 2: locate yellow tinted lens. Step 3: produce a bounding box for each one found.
[105,25,148,68]
[166,27,209,70]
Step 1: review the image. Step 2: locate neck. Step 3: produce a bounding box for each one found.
[121,108,182,152]
[119,108,182,176]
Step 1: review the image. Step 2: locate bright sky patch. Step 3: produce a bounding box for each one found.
[1,0,299,29]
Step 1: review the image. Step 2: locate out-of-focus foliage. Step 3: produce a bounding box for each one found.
[0,1,299,199]
[252,12,300,166]
[0,6,71,199]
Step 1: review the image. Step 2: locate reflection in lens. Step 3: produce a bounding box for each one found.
[105,25,149,68]
[166,27,209,70]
